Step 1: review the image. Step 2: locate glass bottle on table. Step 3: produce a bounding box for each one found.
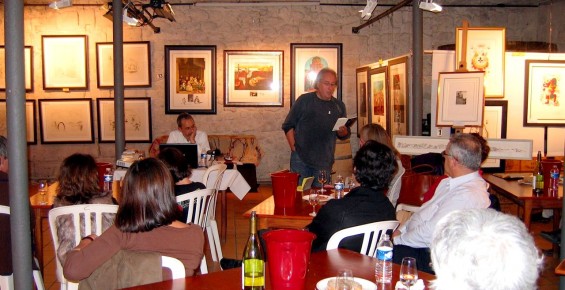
[549,165,560,196]
[242,211,264,290]
[532,151,544,195]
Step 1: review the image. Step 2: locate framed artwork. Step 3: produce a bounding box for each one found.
[96,41,151,88]
[368,67,389,132]
[436,71,485,127]
[224,50,283,107]
[0,46,33,92]
[41,35,88,90]
[0,100,36,144]
[387,56,409,137]
[455,27,505,98]
[97,98,152,143]
[290,43,342,105]
[523,60,565,126]
[356,67,369,136]
[165,45,216,114]
[38,99,94,144]
[393,136,447,155]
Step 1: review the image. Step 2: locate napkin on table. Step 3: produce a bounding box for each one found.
[394,279,425,290]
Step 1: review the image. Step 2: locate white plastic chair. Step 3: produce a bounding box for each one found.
[161,256,186,279]
[48,204,118,290]
[326,220,400,257]
[0,205,46,290]
[201,164,228,263]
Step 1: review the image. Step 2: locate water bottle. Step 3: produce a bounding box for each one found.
[103,167,113,193]
[200,151,207,168]
[375,234,393,283]
[334,175,344,199]
[549,165,560,196]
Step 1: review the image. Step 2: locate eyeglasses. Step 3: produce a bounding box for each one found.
[442,150,458,162]
[321,81,337,87]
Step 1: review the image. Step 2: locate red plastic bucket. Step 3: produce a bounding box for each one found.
[96,162,112,190]
[263,229,316,290]
[270,171,299,208]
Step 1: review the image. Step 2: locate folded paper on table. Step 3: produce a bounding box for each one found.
[395,279,425,290]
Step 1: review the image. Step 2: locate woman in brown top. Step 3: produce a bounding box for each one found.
[63,158,204,279]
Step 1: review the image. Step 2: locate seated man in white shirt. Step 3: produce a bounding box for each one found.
[167,112,211,155]
[392,133,490,273]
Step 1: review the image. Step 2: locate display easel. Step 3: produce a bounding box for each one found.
[457,20,470,72]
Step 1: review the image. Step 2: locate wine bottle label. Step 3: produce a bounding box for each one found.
[242,258,265,287]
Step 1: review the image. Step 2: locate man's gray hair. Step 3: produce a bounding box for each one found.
[447,133,482,170]
[431,209,543,290]
[313,67,338,90]
[0,135,7,159]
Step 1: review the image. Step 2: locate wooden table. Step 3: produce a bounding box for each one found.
[556,259,565,276]
[243,195,317,230]
[121,249,435,289]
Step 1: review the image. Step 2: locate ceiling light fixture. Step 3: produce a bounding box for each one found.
[359,0,378,20]
[49,0,72,9]
[102,1,162,33]
[419,0,442,12]
[144,0,175,22]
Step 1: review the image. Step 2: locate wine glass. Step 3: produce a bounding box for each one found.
[400,257,418,290]
[348,174,356,191]
[336,269,353,290]
[308,190,320,217]
[318,170,327,194]
[37,179,48,205]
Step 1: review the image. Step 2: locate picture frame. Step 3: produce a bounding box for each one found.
[165,45,216,114]
[224,50,283,107]
[0,46,33,92]
[96,41,151,88]
[523,59,565,126]
[436,71,485,127]
[41,35,88,90]
[356,67,369,136]
[387,56,409,137]
[39,99,94,144]
[290,43,342,105]
[455,27,505,98]
[368,67,389,132]
[97,98,152,143]
[0,100,36,144]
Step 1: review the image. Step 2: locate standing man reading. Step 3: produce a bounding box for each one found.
[282,68,350,187]
[167,112,211,156]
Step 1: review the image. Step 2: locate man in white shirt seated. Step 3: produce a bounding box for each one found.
[392,133,490,273]
[167,112,211,155]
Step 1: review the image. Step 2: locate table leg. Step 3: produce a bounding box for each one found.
[33,208,44,276]
[220,190,227,244]
[553,209,561,255]
[523,201,533,231]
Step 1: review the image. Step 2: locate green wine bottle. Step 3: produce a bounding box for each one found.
[242,211,264,290]
[533,151,544,195]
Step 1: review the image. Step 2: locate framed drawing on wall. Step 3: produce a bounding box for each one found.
[523,59,565,126]
[96,41,151,88]
[97,98,152,143]
[39,99,94,144]
[165,45,216,114]
[387,56,409,137]
[42,35,88,90]
[0,46,33,92]
[436,71,485,127]
[368,67,389,132]
[290,43,342,105]
[0,100,36,144]
[455,27,505,98]
[224,50,283,107]
[356,67,369,136]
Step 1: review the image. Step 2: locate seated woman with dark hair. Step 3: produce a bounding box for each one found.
[63,158,204,279]
[306,140,397,252]
[158,147,206,196]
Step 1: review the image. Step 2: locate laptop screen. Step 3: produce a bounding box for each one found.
[159,143,199,169]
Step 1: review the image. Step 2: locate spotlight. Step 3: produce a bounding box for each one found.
[359,0,378,20]
[123,7,139,26]
[49,0,72,9]
[101,1,162,33]
[144,0,176,22]
[419,0,442,12]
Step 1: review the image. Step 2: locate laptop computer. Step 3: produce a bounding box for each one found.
[159,143,199,169]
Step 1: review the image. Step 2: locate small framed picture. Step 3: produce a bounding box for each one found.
[41,35,88,90]
[523,59,565,126]
[0,100,36,144]
[0,46,33,92]
[39,99,94,144]
[96,41,151,88]
[436,71,485,127]
[97,98,152,143]
[387,56,409,137]
[356,67,369,136]
[368,67,389,132]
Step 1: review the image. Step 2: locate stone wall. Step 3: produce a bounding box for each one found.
[0,3,561,182]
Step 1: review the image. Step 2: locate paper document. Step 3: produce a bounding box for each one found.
[332,115,357,131]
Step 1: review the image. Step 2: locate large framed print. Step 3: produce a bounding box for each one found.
[523,60,565,126]
[42,35,88,90]
[224,50,283,107]
[96,41,151,88]
[97,98,152,143]
[39,99,94,144]
[368,67,389,132]
[387,56,409,137]
[436,71,485,127]
[455,27,505,98]
[165,45,216,114]
[290,43,342,105]
[0,100,36,144]
[356,67,369,136]
[0,46,33,92]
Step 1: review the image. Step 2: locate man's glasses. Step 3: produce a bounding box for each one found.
[442,150,457,162]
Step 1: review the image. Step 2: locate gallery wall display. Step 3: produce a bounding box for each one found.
[387,56,409,138]
[368,67,389,132]
[356,67,369,136]
[290,43,342,105]
[523,59,565,126]
[41,35,88,90]
[97,98,152,143]
[0,100,36,144]
[436,71,485,127]
[0,46,33,92]
[455,27,505,98]
[96,41,152,88]
[224,50,283,107]
[39,99,94,144]
[165,45,217,114]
